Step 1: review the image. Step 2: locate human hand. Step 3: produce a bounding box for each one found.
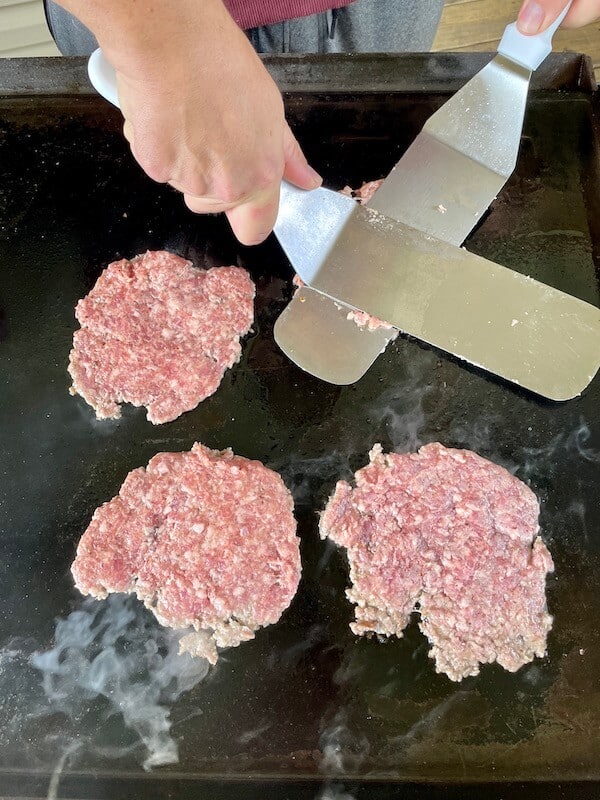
[59,0,321,245]
[518,0,600,33]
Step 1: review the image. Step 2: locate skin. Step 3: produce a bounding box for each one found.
[55,0,599,244]
[54,0,321,245]
[517,0,600,32]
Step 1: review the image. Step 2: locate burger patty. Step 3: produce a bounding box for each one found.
[71,443,301,664]
[320,443,554,682]
[68,250,255,424]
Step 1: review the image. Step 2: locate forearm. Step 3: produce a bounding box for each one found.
[52,0,234,77]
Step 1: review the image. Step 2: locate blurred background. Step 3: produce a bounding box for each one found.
[0,0,598,79]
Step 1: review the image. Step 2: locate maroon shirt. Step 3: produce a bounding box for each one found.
[224,0,355,29]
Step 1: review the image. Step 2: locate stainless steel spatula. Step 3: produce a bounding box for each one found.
[274,185,600,401]
[87,32,600,400]
[275,3,574,383]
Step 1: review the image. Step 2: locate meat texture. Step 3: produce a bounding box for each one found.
[320,443,554,681]
[72,443,301,664]
[69,251,255,424]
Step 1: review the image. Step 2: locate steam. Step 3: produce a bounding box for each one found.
[319,710,370,776]
[316,785,357,800]
[30,594,209,770]
[282,450,354,507]
[518,418,599,482]
[366,350,436,454]
[449,416,496,455]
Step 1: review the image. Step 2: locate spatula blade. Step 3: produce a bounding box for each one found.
[273,286,397,385]
[273,56,533,386]
[276,192,600,401]
[368,55,531,244]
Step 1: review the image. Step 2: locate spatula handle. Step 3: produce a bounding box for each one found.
[88,48,119,108]
[497,1,573,71]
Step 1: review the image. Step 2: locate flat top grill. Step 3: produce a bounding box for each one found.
[0,54,598,799]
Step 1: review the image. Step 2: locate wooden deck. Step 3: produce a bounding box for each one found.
[433,0,600,81]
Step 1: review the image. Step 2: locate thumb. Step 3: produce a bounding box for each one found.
[282,124,322,190]
[517,0,571,35]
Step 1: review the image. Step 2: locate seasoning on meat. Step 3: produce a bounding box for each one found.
[71,443,301,664]
[320,443,554,682]
[68,250,255,424]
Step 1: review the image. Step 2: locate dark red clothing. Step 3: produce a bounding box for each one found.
[223,0,355,29]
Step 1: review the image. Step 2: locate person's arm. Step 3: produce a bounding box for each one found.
[517,0,600,33]
[53,0,321,245]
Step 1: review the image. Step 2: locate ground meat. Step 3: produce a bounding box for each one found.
[71,443,301,664]
[319,443,554,682]
[340,180,383,205]
[293,180,393,333]
[68,251,255,424]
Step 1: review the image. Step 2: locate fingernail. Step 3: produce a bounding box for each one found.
[307,165,323,188]
[518,0,545,34]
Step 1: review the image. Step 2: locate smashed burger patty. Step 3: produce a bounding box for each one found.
[320,443,554,681]
[68,250,255,424]
[72,444,301,664]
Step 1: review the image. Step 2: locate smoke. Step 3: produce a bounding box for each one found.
[281,450,355,508]
[30,594,209,770]
[367,357,434,454]
[316,785,357,800]
[449,416,497,456]
[319,709,370,776]
[518,418,599,482]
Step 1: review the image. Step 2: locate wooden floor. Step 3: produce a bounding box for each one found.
[433,0,600,81]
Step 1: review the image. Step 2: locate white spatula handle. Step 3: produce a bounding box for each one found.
[88,48,119,107]
[497,1,573,71]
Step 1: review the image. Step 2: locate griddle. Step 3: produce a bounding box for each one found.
[0,54,599,800]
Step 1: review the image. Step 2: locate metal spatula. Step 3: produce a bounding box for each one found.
[274,3,573,383]
[274,185,600,401]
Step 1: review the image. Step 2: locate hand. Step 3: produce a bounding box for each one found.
[517,0,600,33]
[56,0,321,245]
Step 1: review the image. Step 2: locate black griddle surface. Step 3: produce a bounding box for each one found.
[0,55,599,798]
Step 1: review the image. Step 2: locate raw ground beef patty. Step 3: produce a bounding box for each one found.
[320,443,554,681]
[71,443,301,664]
[68,250,255,424]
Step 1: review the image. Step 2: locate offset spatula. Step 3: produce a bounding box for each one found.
[275,3,574,383]
[274,185,600,401]
[87,28,600,400]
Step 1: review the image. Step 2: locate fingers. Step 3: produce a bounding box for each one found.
[561,0,600,28]
[182,189,281,246]
[225,186,281,246]
[517,0,598,34]
[118,70,317,245]
[282,124,322,189]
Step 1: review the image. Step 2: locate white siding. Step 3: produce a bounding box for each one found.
[0,0,59,56]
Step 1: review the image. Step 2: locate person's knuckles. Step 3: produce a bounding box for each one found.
[127,130,178,184]
[211,165,280,206]
[170,174,210,198]
[183,194,237,214]
[134,150,173,184]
